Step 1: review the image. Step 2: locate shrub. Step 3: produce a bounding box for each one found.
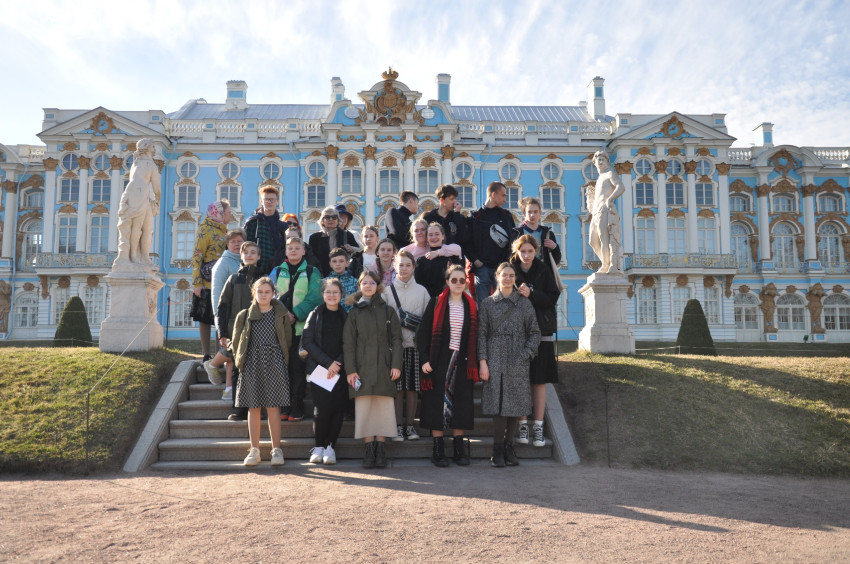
[676,298,716,355]
[54,296,93,347]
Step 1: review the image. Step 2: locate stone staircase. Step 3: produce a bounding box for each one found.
[150,363,555,470]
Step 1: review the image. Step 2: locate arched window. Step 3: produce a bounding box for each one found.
[776,293,806,331]
[734,293,759,329]
[697,217,716,254]
[773,194,795,212]
[174,221,196,260]
[635,217,655,254]
[20,219,42,269]
[818,194,842,213]
[666,160,683,177]
[23,188,43,208]
[817,222,842,269]
[771,223,796,270]
[823,294,850,331]
[14,292,39,328]
[730,223,750,269]
[730,195,749,212]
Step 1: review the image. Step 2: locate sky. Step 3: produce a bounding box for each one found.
[1,0,849,149]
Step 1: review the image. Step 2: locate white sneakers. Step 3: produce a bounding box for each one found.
[243,447,260,466]
[203,360,224,385]
[532,422,545,447]
[270,448,285,466]
[322,445,336,465]
[309,446,325,464]
[516,421,530,444]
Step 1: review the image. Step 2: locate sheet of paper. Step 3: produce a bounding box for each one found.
[308,364,339,392]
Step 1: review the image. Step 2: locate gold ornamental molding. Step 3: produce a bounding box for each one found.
[684,161,698,174]
[501,153,517,161]
[637,147,652,155]
[57,276,71,289]
[815,213,849,233]
[88,112,122,135]
[62,141,77,152]
[175,210,195,222]
[833,284,844,294]
[772,178,796,193]
[637,174,653,183]
[420,199,436,213]
[403,145,416,159]
[769,213,804,234]
[667,175,684,184]
[308,178,323,185]
[21,175,44,189]
[94,171,109,180]
[654,160,668,173]
[703,275,716,288]
[767,148,798,176]
[61,171,77,179]
[343,154,360,167]
[181,151,197,158]
[795,236,806,262]
[39,275,50,298]
[544,153,563,161]
[77,156,91,169]
[627,274,636,298]
[725,275,734,298]
[222,152,241,160]
[614,162,633,174]
[58,204,76,214]
[756,184,771,197]
[176,279,191,290]
[676,274,689,287]
[543,180,560,187]
[381,156,398,167]
[126,142,137,153]
[357,68,421,126]
[94,142,109,152]
[716,163,730,175]
[659,115,688,139]
[667,147,682,156]
[696,147,711,157]
[91,204,109,214]
[456,151,470,158]
[637,208,655,218]
[310,150,323,157]
[2,180,18,193]
[441,145,455,160]
[843,236,850,262]
[738,284,751,295]
[504,180,519,187]
[263,152,279,159]
[456,178,472,186]
[344,201,359,219]
[420,156,436,168]
[43,157,59,170]
[698,175,712,183]
[697,209,715,218]
[785,285,798,294]
[363,146,377,160]
[821,178,842,192]
[731,214,758,235]
[748,235,759,262]
[22,282,34,292]
[667,208,685,218]
[641,276,655,288]
[109,156,124,170]
[325,146,339,159]
[154,159,165,173]
[86,275,100,287]
[172,260,192,269]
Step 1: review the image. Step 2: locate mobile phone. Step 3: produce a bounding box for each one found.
[353,376,362,391]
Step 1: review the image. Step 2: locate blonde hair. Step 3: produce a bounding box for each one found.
[251,276,276,298]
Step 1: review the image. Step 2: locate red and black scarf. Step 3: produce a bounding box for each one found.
[431,288,479,381]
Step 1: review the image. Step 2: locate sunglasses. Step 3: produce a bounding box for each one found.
[323,215,339,220]
[286,221,298,227]
[448,278,466,284]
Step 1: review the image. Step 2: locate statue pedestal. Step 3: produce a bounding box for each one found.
[578,272,635,355]
[99,267,164,353]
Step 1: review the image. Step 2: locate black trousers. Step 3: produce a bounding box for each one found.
[315,408,345,448]
[230,366,248,418]
[287,335,306,408]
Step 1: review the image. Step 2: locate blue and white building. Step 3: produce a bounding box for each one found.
[2,69,849,343]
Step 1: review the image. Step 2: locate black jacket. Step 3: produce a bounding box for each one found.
[510,257,560,335]
[467,205,516,267]
[414,251,464,297]
[385,205,414,248]
[308,229,360,277]
[511,224,562,268]
[301,303,347,377]
[422,208,471,250]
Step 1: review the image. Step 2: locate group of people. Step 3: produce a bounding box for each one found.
[190,181,563,467]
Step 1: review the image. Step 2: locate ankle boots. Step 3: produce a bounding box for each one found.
[503,440,519,466]
[363,441,376,468]
[374,441,387,468]
[491,440,520,467]
[431,436,449,467]
[453,436,470,466]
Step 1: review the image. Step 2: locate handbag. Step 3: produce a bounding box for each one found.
[200,259,217,282]
[545,231,565,293]
[390,285,422,332]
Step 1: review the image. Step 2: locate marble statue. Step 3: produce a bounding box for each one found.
[115,138,160,269]
[587,150,625,274]
[0,280,10,333]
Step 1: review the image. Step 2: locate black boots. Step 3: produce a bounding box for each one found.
[490,442,506,467]
[431,437,449,467]
[504,440,520,466]
[453,436,470,466]
[363,441,376,468]
[374,441,387,468]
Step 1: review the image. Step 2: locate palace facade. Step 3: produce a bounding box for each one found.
[1,70,849,343]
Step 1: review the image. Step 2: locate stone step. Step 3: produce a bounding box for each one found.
[168,417,510,439]
[158,437,553,462]
[178,397,491,420]
[150,458,562,471]
[189,381,486,401]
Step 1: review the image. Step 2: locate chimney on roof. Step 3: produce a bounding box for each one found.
[331,77,345,104]
[436,73,451,103]
[587,77,605,120]
[754,123,774,148]
[226,80,248,110]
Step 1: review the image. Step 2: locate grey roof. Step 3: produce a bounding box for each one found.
[167,102,330,121]
[451,106,594,122]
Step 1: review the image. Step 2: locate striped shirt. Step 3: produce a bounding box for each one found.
[448,300,464,351]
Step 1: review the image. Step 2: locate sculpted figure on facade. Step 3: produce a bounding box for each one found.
[587,150,625,274]
[115,138,160,269]
[759,282,778,333]
[807,283,826,334]
[0,280,10,333]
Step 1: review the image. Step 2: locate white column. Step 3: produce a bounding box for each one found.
[618,163,634,254]
[685,166,698,253]
[2,174,18,258]
[43,159,58,253]
[756,186,771,260]
[717,165,731,254]
[656,165,668,253]
[108,160,121,252]
[365,156,376,225]
[442,155,453,186]
[326,152,338,203]
[802,187,817,260]
[76,166,89,252]
[404,156,414,192]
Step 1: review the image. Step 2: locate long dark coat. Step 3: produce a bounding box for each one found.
[416,296,476,430]
[342,295,403,399]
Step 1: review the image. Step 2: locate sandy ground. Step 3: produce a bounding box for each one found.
[1,462,848,563]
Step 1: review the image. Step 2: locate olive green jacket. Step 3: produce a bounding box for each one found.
[342,295,403,399]
[232,299,292,372]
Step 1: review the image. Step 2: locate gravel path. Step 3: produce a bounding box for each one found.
[2,463,848,562]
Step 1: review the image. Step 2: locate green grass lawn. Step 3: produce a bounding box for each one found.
[557,351,850,476]
[2,347,193,474]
